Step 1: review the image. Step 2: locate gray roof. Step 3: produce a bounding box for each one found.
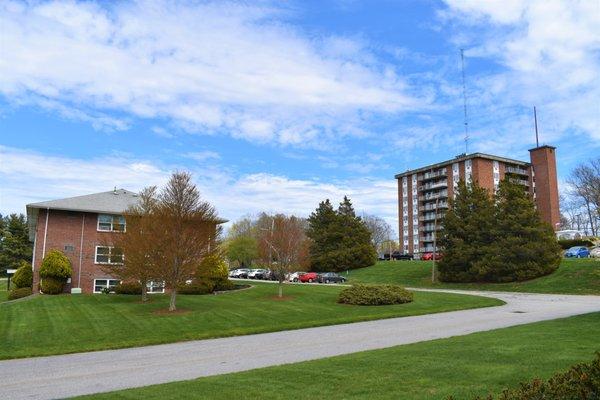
[27,189,140,214]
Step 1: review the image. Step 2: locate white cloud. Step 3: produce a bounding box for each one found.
[0,0,424,147]
[0,146,400,235]
[184,151,221,162]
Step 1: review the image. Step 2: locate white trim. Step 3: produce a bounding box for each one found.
[94,245,124,265]
[97,214,126,233]
[42,208,49,258]
[77,214,86,288]
[93,278,121,294]
[31,231,37,272]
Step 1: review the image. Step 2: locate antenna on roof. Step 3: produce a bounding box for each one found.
[113,186,117,194]
[533,106,539,147]
[460,49,469,154]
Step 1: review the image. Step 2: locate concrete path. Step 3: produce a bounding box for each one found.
[2,290,600,400]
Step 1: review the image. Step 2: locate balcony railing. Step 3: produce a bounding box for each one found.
[505,166,529,175]
[419,180,448,191]
[421,202,448,211]
[421,235,436,242]
[419,213,445,222]
[419,224,440,232]
[419,191,448,201]
[509,178,530,186]
[419,168,447,181]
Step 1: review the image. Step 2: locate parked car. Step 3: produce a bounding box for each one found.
[286,271,304,282]
[229,268,250,278]
[564,246,590,258]
[248,269,269,279]
[299,272,318,283]
[590,247,600,258]
[391,251,413,261]
[317,272,347,284]
[421,252,443,261]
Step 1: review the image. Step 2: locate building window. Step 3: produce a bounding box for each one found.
[64,244,75,252]
[147,281,165,294]
[94,278,120,293]
[97,214,126,232]
[95,246,124,264]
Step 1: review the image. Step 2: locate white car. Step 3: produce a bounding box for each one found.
[590,247,600,258]
[286,271,304,282]
[229,268,250,278]
[247,269,268,279]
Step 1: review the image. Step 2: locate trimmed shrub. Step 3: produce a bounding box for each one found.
[12,261,33,289]
[197,253,232,290]
[178,281,214,295]
[40,277,64,295]
[338,284,413,306]
[39,250,72,280]
[558,238,594,249]
[8,287,32,300]
[114,282,142,295]
[450,352,600,400]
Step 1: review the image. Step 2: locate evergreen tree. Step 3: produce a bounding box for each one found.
[438,180,496,282]
[307,197,377,272]
[0,214,33,276]
[479,179,561,281]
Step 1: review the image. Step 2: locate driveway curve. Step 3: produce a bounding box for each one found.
[1,289,599,400]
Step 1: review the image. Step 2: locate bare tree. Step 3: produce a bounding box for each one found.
[103,187,159,302]
[259,214,307,298]
[154,172,222,311]
[568,158,600,235]
[362,214,393,253]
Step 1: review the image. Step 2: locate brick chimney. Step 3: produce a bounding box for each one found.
[529,145,560,230]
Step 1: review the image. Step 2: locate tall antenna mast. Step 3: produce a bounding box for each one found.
[533,106,539,147]
[460,49,469,154]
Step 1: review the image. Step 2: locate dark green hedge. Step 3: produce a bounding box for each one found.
[558,239,594,249]
[178,281,214,295]
[8,287,32,300]
[450,352,600,400]
[114,282,143,295]
[40,277,65,294]
[338,284,413,306]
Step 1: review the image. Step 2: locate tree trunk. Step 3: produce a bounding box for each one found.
[585,199,596,236]
[141,281,148,303]
[169,287,177,311]
[278,280,283,298]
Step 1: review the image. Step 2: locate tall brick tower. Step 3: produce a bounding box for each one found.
[529,145,560,230]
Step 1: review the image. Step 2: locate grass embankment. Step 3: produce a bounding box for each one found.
[0,278,7,301]
[78,312,600,400]
[0,282,501,359]
[349,258,600,295]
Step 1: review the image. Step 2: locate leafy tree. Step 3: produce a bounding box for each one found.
[225,235,258,267]
[0,214,32,276]
[307,196,377,272]
[438,180,496,282]
[478,179,561,282]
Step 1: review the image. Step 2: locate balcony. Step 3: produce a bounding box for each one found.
[419,213,445,222]
[420,201,448,211]
[420,224,440,232]
[421,246,440,253]
[421,235,436,242]
[509,178,530,186]
[505,166,529,175]
[419,168,447,181]
[419,180,448,191]
[419,191,448,202]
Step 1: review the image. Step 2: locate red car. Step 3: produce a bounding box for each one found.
[299,272,318,283]
[422,252,443,261]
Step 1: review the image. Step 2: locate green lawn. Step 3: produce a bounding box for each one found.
[78,312,600,400]
[0,282,501,360]
[348,258,600,295]
[0,278,6,301]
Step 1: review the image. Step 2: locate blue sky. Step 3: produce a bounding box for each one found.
[1,0,599,234]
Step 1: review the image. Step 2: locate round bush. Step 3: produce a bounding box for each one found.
[197,253,231,289]
[337,284,414,306]
[114,282,142,295]
[39,250,72,280]
[40,277,65,294]
[8,287,32,300]
[12,261,33,289]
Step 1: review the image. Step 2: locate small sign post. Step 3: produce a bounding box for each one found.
[6,269,17,291]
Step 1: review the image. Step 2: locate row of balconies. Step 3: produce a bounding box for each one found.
[419,190,448,201]
[509,178,530,186]
[505,165,529,175]
[419,212,445,222]
[418,179,448,191]
[419,168,448,181]
[420,224,441,232]
[421,201,448,211]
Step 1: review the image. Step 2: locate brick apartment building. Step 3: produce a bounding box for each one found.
[26,189,224,294]
[395,145,560,255]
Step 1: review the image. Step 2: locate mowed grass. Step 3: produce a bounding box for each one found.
[349,258,600,295]
[0,278,6,301]
[79,312,600,400]
[0,282,501,360]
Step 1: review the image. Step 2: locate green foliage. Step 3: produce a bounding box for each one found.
[39,250,73,280]
[12,261,33,289]
[225,235,258,267]
[558,239,594,249]
[307,197,377,272]
[8,287,32,300]
[438,179,562,283]
[40,277,64,295]
[178,281,214,295]
[0,213,33,276]
[452,352,600,400]
[337,284,413,305]
[196,253,232,291]
[114,282,143,295]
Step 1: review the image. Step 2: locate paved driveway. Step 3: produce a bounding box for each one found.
[2,290,600,400]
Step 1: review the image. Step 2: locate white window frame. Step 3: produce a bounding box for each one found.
[95,246,124,265]
[97,214,126,232]
[93,278,121,294]
[147,281,165,294]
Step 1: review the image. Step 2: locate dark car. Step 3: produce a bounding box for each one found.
[317,272,347,284]
[391,251,413,261]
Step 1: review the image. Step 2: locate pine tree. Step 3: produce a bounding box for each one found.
[0,214,33,276]
[438,180,496,282]
[480,179,561,281]
[307,197,377,272]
